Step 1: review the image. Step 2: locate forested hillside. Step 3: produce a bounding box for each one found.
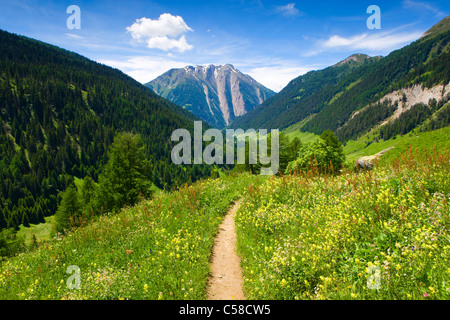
[0,29,213,232]
[229,54,380,130]
[230,17,450,144]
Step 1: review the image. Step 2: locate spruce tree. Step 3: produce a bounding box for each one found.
[55,184,80,234]
[95,132,152,214]
[21,210,30,227]
[0,208,7,230]
[81,175,96,208]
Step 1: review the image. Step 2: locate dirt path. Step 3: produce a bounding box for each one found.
[207,201,245,300]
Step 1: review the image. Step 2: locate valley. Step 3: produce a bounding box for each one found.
[0,8,449,304]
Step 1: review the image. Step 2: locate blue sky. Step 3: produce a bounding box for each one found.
[0,0,448,91]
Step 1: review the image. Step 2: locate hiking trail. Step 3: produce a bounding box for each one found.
[207,200,245,300]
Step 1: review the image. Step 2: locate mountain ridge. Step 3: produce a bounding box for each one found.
[230,16,450,143]
[146,64,275,128]
[229,52,381,130]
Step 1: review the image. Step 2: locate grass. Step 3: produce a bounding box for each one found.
[17,216,56,247]
[235,148,450,300]
[283,127,319,145]
[344,126,450,164]
[1,131,449,300]
[75,176,163,196]
[0,173,266,300]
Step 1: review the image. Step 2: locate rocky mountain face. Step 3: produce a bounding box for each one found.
[146,64,275,128]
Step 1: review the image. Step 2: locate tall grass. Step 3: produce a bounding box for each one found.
[0,173,265,300]
[236,149,449,299]
[1,148,448,300]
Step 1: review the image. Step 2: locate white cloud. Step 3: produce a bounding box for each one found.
[65,33,84,39]
[126,13,194,53]
[275,3,301,16]
[99,56,190,84]
[402,0,446,17]
[127,14,193,39]
[246,65,314,92]
[145,35,193,52]
[321,31,422,51]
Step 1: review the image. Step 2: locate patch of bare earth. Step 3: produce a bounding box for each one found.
[207,201,245,300]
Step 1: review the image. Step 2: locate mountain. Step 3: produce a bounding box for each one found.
[420,15,450,39]
[0,29,213,232]
[332,53,381,67]
[230,16,450,144]
[230,53,381,130]
[146,64,275,128]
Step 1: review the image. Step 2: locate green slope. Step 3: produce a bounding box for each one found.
[282,122,450,166]
[0,173,265,300]
[1,148,448,300]
[230,16,450,146]
[0,29,214,232]
[230,53,379,130]
[344,126,450,165]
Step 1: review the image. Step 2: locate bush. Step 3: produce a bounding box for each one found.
[286,130,345,174]
[0,228,24,258]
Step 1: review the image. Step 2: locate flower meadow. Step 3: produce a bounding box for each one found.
[0,173,265,300]
[0,148,448,300]
[236,148,449,299]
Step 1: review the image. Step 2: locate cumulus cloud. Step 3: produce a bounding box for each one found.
[126,13,194,52]
[145,35,193,52]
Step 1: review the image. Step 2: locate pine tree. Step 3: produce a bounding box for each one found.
[55,184,80,234]
[35,202,45,223]
[95,132,152,214]
[21,210,30,227]
[81,176,96,207]
[0,208,7,230]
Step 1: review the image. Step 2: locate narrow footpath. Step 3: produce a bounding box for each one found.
[207,201,245,300]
